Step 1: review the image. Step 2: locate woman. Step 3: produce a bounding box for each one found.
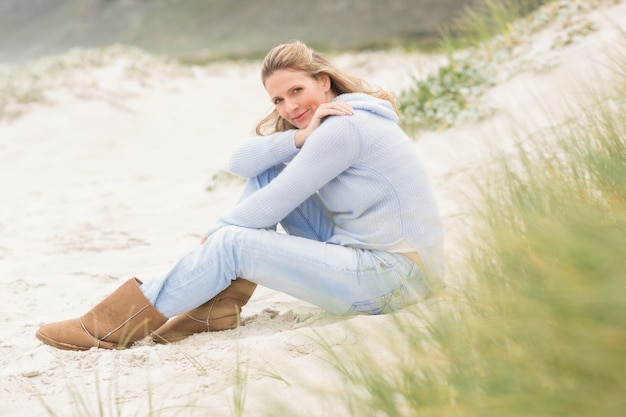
[36,41,445,351]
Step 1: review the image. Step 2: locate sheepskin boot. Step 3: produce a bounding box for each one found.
[36,278,167,351]
[151,278,257,344]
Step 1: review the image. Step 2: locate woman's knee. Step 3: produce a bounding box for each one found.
[253,165,285,188]
[207,226,265,250]
[239,166,285,201]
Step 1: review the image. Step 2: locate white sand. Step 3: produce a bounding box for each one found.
[0,1,624,415]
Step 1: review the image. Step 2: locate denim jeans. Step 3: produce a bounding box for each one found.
[141,165,433,318]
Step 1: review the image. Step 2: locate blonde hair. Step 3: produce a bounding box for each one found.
[256,41,397,135]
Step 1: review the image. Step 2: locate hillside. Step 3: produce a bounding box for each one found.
[0,0,482,65]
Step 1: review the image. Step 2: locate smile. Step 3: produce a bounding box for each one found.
[292,110,308,123]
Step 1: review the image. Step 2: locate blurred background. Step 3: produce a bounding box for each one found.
[0,0,483,65]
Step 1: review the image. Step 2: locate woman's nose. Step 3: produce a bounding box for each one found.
[287,99,299,112]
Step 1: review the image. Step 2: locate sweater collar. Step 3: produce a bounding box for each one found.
[334,93,399,123]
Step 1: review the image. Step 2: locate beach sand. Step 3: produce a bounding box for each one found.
[0,1,624,415]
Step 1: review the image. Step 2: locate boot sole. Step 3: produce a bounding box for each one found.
[36,330,120,351]
[36,330,93,351]
[151,314,244,344]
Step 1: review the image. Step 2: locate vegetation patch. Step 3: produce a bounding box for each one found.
[0,44,187,121]
[399,0,616,131]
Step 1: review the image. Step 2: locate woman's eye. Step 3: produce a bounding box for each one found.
[273,98,283,105]
[293,88,302,94]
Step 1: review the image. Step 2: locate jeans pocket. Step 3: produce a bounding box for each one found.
[346,288,403,315]
[405,265,444,305]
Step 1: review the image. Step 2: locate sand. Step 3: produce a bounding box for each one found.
[0,1,624,415]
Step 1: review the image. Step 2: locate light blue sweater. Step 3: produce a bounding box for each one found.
[208,93,444,281]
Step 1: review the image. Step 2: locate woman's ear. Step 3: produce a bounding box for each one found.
[319,74,332,92]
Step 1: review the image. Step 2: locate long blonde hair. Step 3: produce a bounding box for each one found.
[256,41,397,135]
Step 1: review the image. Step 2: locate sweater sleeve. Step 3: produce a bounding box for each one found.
[228,130,300,179]
[206,116,362,237]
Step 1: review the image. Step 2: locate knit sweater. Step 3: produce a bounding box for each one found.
[208,93,444,281]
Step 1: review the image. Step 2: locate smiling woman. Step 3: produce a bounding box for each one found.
[265,70,335,127]
[35,40,445,351]
[264,69,354,146]
[256,41,397,135]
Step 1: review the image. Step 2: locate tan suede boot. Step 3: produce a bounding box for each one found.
[151,278,257,344]
[36,278,167,351]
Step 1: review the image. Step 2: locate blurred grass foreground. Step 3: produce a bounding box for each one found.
[311,124,626,415]
[447,83,626,415]
[320,78,626,415]
[311,24,626,417]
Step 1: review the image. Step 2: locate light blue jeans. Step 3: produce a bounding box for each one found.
[141,165,433,318]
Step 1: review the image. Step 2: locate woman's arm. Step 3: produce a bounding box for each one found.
[229,101,353,178]
[293,100,353,147]
[228,130,299,179]
[206,115,361,238]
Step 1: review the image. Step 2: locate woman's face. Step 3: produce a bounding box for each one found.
[264,69,333,129]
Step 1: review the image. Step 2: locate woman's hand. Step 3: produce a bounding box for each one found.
[294,101,353,148]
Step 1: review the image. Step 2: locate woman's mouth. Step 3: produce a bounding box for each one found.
[292,110,308,124]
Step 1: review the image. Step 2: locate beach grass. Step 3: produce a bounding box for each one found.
[288,33,626,417]
[38,350,252,417]
[262,0,626,414]
[277,82,626,417]
[34,1,626,416]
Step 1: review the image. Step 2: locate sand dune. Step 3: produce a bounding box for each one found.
[0,1,624,415]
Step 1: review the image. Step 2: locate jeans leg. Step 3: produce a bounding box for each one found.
[142,165,334,317]
[239,165,334,241]
[142,226,429,318]
[141,166,429,318]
